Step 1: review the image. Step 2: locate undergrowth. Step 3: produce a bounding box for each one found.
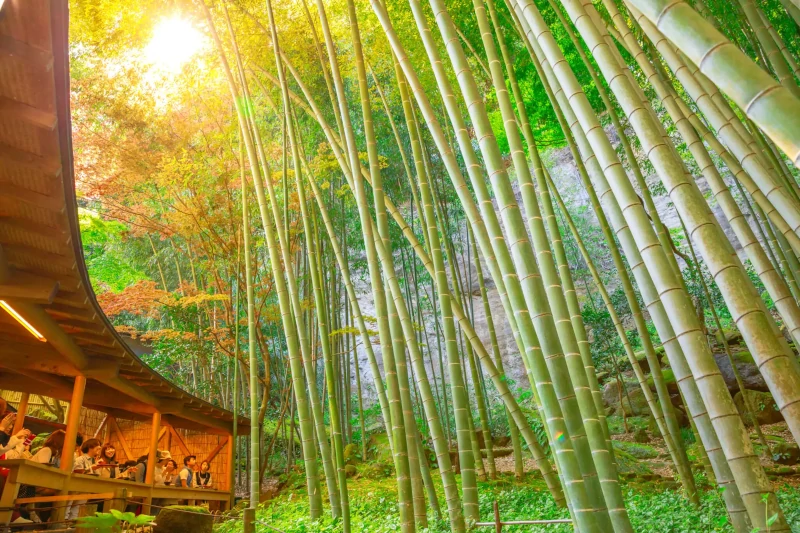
[214,473,800,532]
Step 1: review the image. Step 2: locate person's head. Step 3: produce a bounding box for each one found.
[136,455,148,464]
[183,455,196,468]
[164,459,177,472]
[200,460,210,473]
[43,430,66,455]
[76,433,84,447]
[100,443,116,462]
[81,438,102,458]
[155,449,172,466]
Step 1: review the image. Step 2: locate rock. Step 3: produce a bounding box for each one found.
[493,436,511,447]
[633,428,650,443]
[645,368,679,394]
[345,464,358,478]
[714,351,768,393]
[734,389,784,426]
[368,433,393,463]
[481,447,513,458]
[601,380,649,417]
[154,506,212,533]
[596,371,610,384]
[449,449,460,474]
[771,442,800,466]
[343,443,360,465]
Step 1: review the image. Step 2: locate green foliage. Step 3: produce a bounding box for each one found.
[80,211,147,293]
[76,510,155,532]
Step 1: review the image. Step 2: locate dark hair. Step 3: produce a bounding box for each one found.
[165,459,178,470]
[183,455,196,466]
[80,438,101,454]
[100,443,117,463]
[136,455,148,464]
[43,430,66,456]
[76,433,84,447]
[200,460,210,471]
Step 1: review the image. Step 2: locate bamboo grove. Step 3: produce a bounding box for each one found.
[73,0,800,530]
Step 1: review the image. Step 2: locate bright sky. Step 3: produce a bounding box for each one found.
[144,16,205,73]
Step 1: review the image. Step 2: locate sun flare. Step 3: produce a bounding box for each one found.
[144,16,204,73]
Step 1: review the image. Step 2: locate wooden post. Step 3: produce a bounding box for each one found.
[494,500,502,533]
[228,433,235,510]
[145,411,161,485]
[13,392,29,434]
[60,375,86,473]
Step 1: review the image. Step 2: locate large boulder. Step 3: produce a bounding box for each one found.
[714,351,768,393]
[154,506,212,533]
[734,389,784,426]
[645,368,679,394]
[602,380,648,417]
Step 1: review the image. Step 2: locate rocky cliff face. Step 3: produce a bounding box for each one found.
[347,124,752,403]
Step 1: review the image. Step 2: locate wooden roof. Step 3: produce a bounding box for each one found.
[0,0,248,436]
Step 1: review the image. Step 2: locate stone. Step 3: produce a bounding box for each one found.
[601,380,648,417]
[154,506,212,533]
[714,351,768,394]
[345,464,358,478]
[734,389,784,426]
[368,433,393,463]
[633,428,650,443]
[343,443,360,465]
[771,442,800,466]
[645,368,679,394]
[596,371,610,384]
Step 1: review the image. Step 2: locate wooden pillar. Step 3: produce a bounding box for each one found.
[144,411,161,485]
[60,375,86,473]
[12,392,29,434]
[228,433,235,510]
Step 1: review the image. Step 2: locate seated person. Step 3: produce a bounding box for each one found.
[135,449,172,483]
[157,459,178,485]
[96,443,119,478]
[118,460,139,481]
[195,460,213,489]
[73,438,101,474]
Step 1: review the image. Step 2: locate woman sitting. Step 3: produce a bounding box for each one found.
[30,430,65,466]
[195,461,213,488]
[96,443,119,478]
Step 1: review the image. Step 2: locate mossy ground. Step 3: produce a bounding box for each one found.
[215,469,800,532]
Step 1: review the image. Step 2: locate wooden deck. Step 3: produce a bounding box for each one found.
[0,459,231,525]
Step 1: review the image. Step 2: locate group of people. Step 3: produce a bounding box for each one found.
[0,397,217,525]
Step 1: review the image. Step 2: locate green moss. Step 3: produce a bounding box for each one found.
[613,440,658,459]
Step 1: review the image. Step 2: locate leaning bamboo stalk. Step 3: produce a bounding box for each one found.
[203,5,322,516]
[311,0,414,527]
[542,0,792,529]
[503,0,695,499]
[506,1,751,528]
[277,44,563,509]
[469,0,627,527]
[625,0,800,167]
[629,2,800,448]
[374,0,593,524]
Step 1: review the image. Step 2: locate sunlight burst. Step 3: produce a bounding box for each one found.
[144,16,204,73]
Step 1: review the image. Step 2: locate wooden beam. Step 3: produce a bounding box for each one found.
[5,300,88,370]
[144,412,161,485]
[15,492,115,505]
[166,425,191,457]
[12,392,29,434]
[0,34,54,69]
[60,375,85,473]
[93,415,108,439]
[108,416,133,461]
[203,436,229,465]
[0,271,59,304]
[0,95,56,129]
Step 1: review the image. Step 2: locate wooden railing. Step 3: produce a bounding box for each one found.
[0,459,232,527]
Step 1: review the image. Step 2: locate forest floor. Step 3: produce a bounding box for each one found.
[216,428,800,533]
